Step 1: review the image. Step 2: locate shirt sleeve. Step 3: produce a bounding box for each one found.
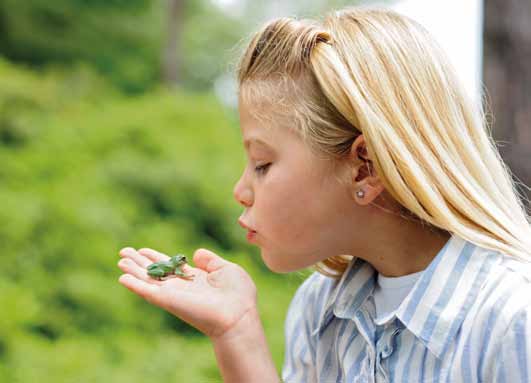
[281,272,322,383]
[492,305,531,382]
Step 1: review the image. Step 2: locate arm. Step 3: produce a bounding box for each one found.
[211,307,280,383]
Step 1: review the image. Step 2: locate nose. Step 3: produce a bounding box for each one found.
[233,176,252,207]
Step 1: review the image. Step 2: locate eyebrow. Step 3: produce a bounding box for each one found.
[243,137,272,150]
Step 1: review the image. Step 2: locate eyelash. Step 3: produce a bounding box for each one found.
[254,163,271,175]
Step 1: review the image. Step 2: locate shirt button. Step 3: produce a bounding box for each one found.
[381,345,392,359]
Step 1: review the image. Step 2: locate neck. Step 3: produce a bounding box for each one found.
[362,220,451,278]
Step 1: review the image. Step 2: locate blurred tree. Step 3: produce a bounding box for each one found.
[0,0,248,93]
[162,0,184,86]
[0,0,363,94]
[0,0,162,93]
[483,0,531,208]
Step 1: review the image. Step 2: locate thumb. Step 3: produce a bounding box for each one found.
[193,248,230,273]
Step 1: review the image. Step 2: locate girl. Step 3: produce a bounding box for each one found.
[117,6,531,382]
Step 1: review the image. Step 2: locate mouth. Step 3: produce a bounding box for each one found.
[238,218,256,232]
[246,230,257,242]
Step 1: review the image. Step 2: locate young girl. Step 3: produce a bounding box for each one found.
[117,6,531,382]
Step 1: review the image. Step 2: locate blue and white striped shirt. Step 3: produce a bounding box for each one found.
[282,233,531,382]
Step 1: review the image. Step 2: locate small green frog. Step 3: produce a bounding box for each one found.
[146,254,194,281]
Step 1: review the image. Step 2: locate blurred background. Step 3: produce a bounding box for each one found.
[0,0,529,382]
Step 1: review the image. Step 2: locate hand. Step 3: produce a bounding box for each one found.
[117,247,258,339]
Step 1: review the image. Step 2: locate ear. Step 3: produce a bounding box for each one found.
[349,134,385,206]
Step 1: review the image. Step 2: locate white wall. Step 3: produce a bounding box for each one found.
[391,0,484,104]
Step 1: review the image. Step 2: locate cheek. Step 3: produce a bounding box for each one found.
[259,171,331,246]
[254,165,353,272]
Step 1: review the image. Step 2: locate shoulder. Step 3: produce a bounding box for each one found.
[287,271,337,312]
[285,271,338,329]
[476,251,531,336]
[282,272,337,381]
[497,252,531,282]
[488,296,531,381]
[487,252,531,309]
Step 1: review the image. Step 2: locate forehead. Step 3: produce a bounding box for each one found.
[237,88,310,155]
[239,100,278,147]
[244,136,271,150]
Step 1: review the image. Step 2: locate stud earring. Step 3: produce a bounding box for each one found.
[356,189,365,198]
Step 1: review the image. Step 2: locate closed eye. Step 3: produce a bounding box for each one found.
[254,163,271,175]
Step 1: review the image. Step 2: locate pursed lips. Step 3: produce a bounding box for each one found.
[238,218,256,233]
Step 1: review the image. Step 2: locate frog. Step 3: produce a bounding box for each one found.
[146,254,194,281]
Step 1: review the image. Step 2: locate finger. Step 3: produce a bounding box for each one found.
[180,263,197,274]
[119,247,152,268]
[118,274,159,304]
[137,247,171,263]
[193,248,230,273]
[117,258,163,285]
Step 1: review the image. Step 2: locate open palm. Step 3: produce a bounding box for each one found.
[117,247,258,339]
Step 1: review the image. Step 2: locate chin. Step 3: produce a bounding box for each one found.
[264,263,292,274]
[260,249,300,274]
[260,249,282,273]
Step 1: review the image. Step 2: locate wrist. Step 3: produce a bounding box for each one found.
[211,306,263,345]
[210,306,280,383]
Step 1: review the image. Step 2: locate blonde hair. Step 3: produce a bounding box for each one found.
[234,6,531,279]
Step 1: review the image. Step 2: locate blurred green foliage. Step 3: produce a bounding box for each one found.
[0,0,161,93]
[0,56,312,382]
[0,0,247,93]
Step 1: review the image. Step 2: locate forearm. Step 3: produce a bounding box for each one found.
[211,307,280,383]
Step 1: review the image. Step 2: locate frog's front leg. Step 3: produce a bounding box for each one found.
[173,267,195,280]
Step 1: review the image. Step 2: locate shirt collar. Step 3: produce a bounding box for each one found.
[311,233,502,360]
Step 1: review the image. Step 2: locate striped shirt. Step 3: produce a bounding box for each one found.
[282,233,531,382]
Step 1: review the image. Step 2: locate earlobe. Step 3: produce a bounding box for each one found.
[354,181,385,205]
